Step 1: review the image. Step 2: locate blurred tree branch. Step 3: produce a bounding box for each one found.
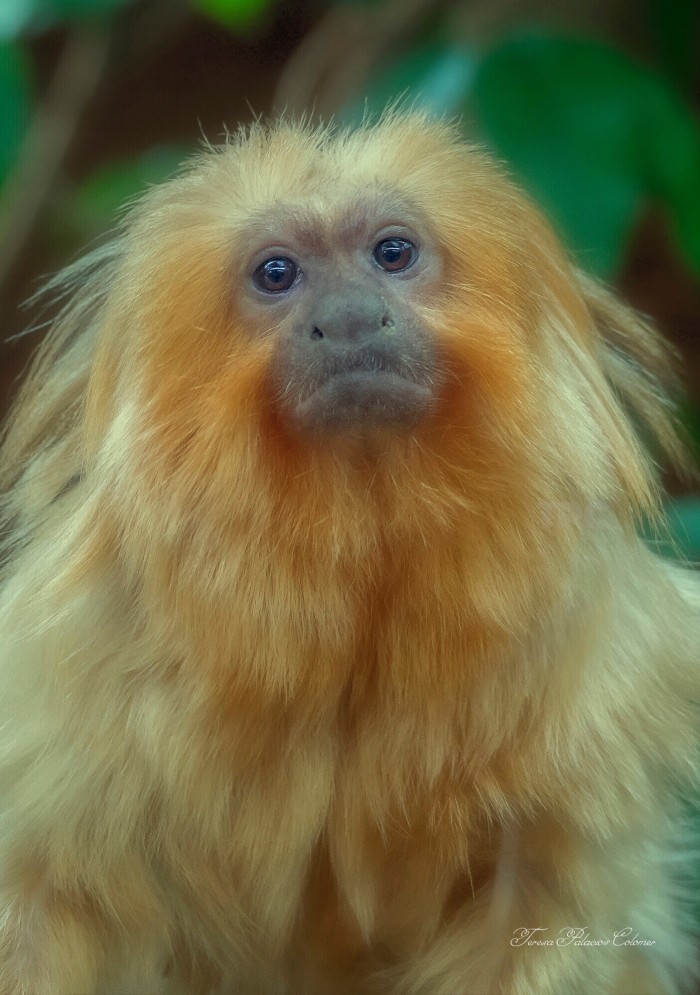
[273,0,451,118]
[0,0,193,303]
[0,28,111,296]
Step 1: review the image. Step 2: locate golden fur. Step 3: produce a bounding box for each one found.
[0,114,698,994]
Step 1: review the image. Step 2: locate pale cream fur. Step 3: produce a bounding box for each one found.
[0,114,698,994]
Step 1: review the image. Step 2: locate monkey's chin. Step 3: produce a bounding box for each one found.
[290,371,435,435]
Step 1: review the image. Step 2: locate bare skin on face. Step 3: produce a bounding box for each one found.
[238,194,443,436]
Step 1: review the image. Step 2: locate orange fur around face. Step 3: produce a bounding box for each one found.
[0,114,698,995]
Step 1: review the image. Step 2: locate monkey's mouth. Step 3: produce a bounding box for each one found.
[285,345,436,433]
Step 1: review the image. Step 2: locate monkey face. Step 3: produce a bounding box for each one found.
[238,195,442,435]
[109,118,537,473]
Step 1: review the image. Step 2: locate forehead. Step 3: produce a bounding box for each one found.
[235,191,428,255]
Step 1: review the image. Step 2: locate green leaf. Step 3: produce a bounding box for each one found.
[473,34,650,276]
[643,82,700,275]
[191,0,272,31]
[472,32,700,279]
[0,43,32,189]
[53,148,187,243]
[345,41,477,123]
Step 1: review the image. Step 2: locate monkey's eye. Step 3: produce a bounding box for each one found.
[373,238,417,273]
[253,257,299,293]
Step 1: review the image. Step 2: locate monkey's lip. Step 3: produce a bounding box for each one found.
[294,368,434,431]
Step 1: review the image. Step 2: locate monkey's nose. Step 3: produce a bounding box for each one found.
[309,297,392,345]
[310,314,394,345]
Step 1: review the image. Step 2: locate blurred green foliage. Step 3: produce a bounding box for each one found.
[50,148,187,245]
[473,33,700,279]
[0,43,31,189]
[0,0,275,238]
[194,0,272,30]
[349,40,477,120]
[0,0,135,37]
[0,0,274,36]
[0,0,699,554]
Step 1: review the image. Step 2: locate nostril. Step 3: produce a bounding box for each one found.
[311,327,324,340]
[381,314,394,329]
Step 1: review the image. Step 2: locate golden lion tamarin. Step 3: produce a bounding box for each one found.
[0,114,698,995]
